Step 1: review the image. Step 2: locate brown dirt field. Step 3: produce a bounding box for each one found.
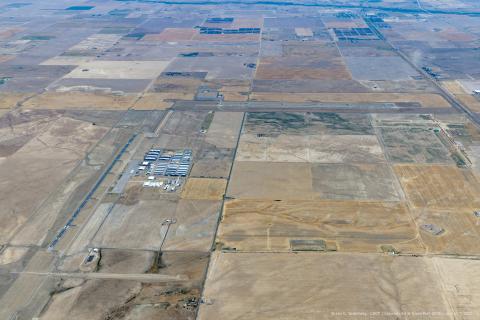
[0,117,108,244]
[413,209,480,255]
[44,252,208,319]
[209,79,251,87]
[163,199,222,251]
[250,92,452,108]
[0,27,24,39]
[0,93,30,109]
[236,133,385,163]
[141,92,194,102]
[142,28,198,41]
[439,30,475,42]
[133,93,174,110]
[190,160,232,179]
[255,65,350,80]
[255,56,351,80]
[442,80,467,94]
[295,28,313,37]
[281,42,341,58]
[152,77,202,93]
[394,164,480,209]
[0,55,14,63]
[228,161,400,201]
[205,112,243,148]
[222,91,249,101]
[322,20,368,29]
[230,17,263,29]
[198,253,456,320]
[434,257,480,319]
[92,199,178,250]
[219,85,251,92]
[455,94,480,113]
[218,199,423,253]
[181,178,227,200]
[227,161,313,200]
[22,92,137,110]
[0,246,30,265]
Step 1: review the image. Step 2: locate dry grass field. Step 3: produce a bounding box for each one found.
[64,61,170,80]
[218,199,422,253]
[0,116,108,245]
[255,56,351,80]
[0,93,30,109]
[143,28,198,41]
[199,253,468,320]
[181,178,227,200]
[23,91,138,110]
[228,161,401,201]
[394,164,480,209]
[205,112,244,148]
[227,161,313,200]
[250,92,452,108]
[236,133,385,163]
[413,209,480,255]
[2,2,480,319]
[163,199,222,251]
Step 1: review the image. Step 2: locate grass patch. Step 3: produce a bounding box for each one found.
[201,111,215,131]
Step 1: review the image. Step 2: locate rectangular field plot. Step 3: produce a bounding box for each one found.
[344,56,420,81]
[64,61,170,79]
[237,133,384,163]
[243,112,374,136]
[311,163,401,201]
[218,200,422,253]
[164,56,256,80]
[378,125,454,164]
[394,165,480,209]
[250,92,452,108]
[63,34,121,56]
[162,199,222,251]
[414,209,480,255]
[40,252,208,320]
[91,190,221,252]
[91,199,177,250]
[190,160,232,179]
[227,162,401,201]
[255,56,351,80]
[434,258,480,319]
[0,114,108,245]
[198,253,455,320]
[227,161,313,200]
[205,112,244,148]
[181,178,227,200]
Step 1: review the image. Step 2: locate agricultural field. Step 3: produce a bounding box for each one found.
[198,253,480,320]
[218,200,422,253]
[1,0,480,319]
[394,164,480,209]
